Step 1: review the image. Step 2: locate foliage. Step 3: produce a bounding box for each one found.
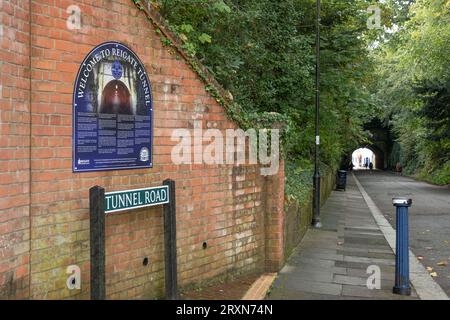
[371,0,450,184]
[285,159,333,205]
[146,0,389,203]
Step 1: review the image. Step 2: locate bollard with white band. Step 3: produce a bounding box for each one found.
[392,197,412,296]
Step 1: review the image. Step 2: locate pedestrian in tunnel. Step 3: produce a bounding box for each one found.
[396,162,403,176]
[369,162,373,172]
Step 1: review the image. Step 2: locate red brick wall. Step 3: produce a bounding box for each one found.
[265,160,285,272]
[0,0,31,299]
[0,0,285,299]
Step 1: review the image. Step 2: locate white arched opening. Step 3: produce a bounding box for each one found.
[352,148,375,170]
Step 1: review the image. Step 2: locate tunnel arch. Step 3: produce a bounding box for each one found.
[341,119,393,171]
[352,147,374,169]
[352,144,385,169]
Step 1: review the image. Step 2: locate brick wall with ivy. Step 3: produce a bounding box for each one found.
[0,0,285,299]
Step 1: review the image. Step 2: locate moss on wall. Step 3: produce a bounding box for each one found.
[284,170,335,260]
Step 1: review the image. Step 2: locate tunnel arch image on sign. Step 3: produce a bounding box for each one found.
[72,41,153,172]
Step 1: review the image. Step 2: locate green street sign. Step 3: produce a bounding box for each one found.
[104,186,169,214]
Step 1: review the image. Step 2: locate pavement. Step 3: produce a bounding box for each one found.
[354,170,450,297]
[268,173,421,300]
[181,170,449,300]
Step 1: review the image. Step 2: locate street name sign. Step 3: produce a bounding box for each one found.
[104,186,169,214]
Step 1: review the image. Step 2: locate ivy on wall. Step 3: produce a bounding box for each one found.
[131,0,289,140]
[131,0,385,203]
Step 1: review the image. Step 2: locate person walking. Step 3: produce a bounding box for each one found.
[396,162,403,175]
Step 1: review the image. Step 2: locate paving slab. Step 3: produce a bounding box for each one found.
[337,250,394,260]
[268,289,350,300]
[335,260,396,271]
[267,174,419,300]
[345,267,395,280]
[278,277,343,296]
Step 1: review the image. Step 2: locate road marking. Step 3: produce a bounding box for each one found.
[352,172,449,300]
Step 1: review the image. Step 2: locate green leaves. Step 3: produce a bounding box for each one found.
[371,0,450,184]
[213,0,231,13]
[154,0,379,179]
[179,24,194,34]
[198,33,212,44]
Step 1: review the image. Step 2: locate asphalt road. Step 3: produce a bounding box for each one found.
[354,170,450,296]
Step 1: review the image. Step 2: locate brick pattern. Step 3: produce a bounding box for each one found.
[264,159,285,271]
[0,0,31,299]
[0,0,285,299]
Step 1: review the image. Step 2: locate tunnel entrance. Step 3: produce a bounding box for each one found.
[341,119,393,171]
[351,145,385,170]
[352,148,375,169]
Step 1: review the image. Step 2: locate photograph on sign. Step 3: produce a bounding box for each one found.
[72,41,153,172]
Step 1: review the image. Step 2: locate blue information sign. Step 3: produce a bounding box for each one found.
[73,42,153,172]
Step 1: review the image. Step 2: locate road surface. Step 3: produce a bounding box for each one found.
[354,170,450,296]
